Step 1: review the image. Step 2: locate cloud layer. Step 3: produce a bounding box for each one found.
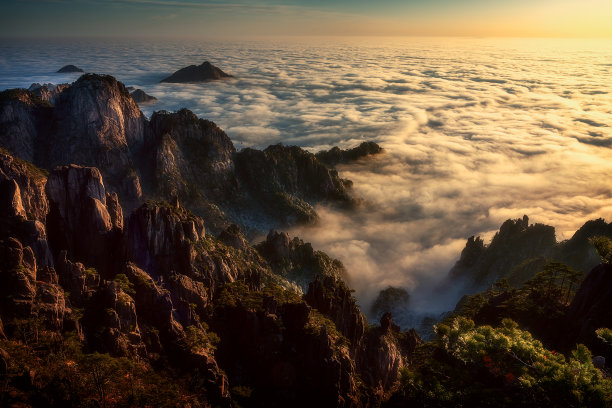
[1,37,611,322]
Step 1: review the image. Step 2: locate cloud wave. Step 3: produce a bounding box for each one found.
[1,37,611,322]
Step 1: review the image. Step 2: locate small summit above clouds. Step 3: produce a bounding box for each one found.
[130,88,157,103]
[160,61,233,83]
[57,64,84,73]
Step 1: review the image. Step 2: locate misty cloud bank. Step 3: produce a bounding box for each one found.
[1,37,611,322]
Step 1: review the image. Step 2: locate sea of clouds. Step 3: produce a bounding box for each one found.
[1,37,611,323]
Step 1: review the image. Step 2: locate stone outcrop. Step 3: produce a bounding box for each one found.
[55,250,100,306]
[49,74,147,205]
[0,150,48,223]
[316,141,383,167]
[160,61,233,83]
[447,215,557,289]
[557,219,612,272]
[444,216,612,295]
[257,230,346,290]
[28,83,70,105]
[46,164,123,273]
[82,280,146,357]
[1,75,148,207]
[360,314,406,399]
[130,89,157,103]
[235,144,354,226]
[0,237,70,331]
[149,108,236,203]
[305,275,366,349]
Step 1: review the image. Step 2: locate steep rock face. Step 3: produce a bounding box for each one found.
[447,215,556,289]
[305,275,366,349]
[316,141,383,167]
[122,262,180,331]
[126,201,268,305]
[121,262,230,403]
[1,76,369,236]
[557,219,612,272]
[55,250,100,306]
[565,263,612,358]
[149,109,236,201]
[0,152,54,271]
[161,61,233,83]
[0,150,49,223]
[46,164,123,273]
[360,314,406,399]
[0,237,69,331]
[257,230,346,290]
[0,89,52,163]
[0,237,38,318]
[165,272,210,326]
[126,202,205,278]
[50,74,148,205]
[235,144,353,225]
[0,76,148,207]
[218,223,250,252]
[82,281,146,357]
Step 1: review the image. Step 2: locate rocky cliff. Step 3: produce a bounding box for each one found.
[1,75,376,235]
[0,145,406,407]
[444,215,612,292]
[565,263,612,358]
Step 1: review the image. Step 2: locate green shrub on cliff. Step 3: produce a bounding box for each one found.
[389,317,612,407]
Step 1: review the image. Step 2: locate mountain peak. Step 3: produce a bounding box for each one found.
[160,61,233,83]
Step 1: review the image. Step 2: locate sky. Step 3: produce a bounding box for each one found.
[2,0,612,39]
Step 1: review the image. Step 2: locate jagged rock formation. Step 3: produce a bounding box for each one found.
[557,219,612,272]
[0,147,411,406]
[0,75,147,208]
[256,230,347,290]
[49,74,148,206]
[57,64,84,73]
[148,108,236,203]
[130,88,157,103]
[1,76,366,235]
[46,164,124,273]
[316,141,383,167]
[235,144,354,226]
[447,215,556,289]
[161,61,233,83]
[445,215,612,292]
[28,83,70,105]
[305,276,366,349]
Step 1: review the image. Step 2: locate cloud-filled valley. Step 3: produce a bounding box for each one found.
[1,36,611,321]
